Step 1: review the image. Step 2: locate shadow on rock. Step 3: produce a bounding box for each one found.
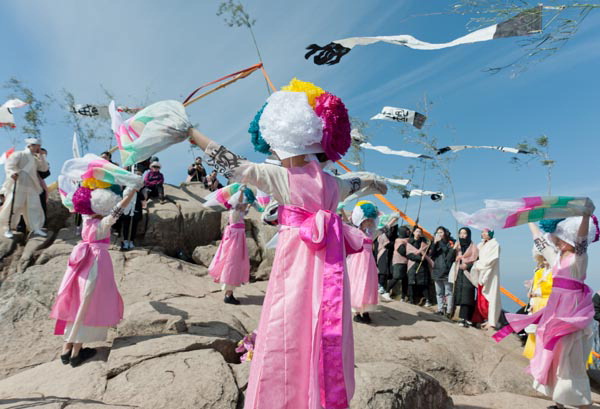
[149,301,189,320]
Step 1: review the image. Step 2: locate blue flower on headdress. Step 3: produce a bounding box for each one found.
[248,103,271,154]
[360,202,378,219]
[243,187,256,204]
[539,218,565,233]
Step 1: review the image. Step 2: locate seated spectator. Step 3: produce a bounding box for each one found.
[206,170,223,192]
[187,157,207,185]
[142,161,165,205]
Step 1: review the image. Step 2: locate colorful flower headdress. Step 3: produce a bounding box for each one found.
[352,200,379,227]
[203,183,263,211]
[59,154,143,214]
[248,78,351,162]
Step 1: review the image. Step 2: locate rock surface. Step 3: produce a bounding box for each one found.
[2,184,600,408]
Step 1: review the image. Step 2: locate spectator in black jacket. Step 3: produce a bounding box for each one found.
[188,157,207,185]
[430,226,456,316]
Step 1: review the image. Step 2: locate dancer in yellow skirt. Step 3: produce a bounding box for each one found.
[523,247,553,359]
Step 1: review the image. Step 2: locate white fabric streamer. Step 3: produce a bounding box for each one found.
[0,99,28,128]
[70,104,141,119]
[72,132,81,158]
[305,7,542,65]
[436,145,531,155]
[360,142,432,159]
[385,178,410,186]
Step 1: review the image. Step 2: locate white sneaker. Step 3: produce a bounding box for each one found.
[424,302,432,307]
[378,285,385,295]
[381,293,393,302]
[3,230,14,239]
[32,229,47,237]
[127,240,135,249]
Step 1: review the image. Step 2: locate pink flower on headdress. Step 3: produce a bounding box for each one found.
[315,92,351,162]
[72,187,94,215]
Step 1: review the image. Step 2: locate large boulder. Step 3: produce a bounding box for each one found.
[352,302,533,396]
[45,189,72,232]
[141,184,222,257]
[352,362,454,409]
[105,349,240,409]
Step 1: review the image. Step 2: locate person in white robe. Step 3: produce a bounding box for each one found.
[0,137,49,237]
[470,229,502,329]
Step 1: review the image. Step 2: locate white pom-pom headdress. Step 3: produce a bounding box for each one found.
[90,189,121,216]
[248,78,351,161]
[553,216,599,247]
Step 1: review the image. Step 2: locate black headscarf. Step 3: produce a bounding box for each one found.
[397,226,411,239]
[458,227,472,254]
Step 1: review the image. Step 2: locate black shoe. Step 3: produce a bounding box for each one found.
[70,348,96,368]
[434,311,444,316]
[353,314,364,323]
[362,313,372,324]
[60,351,71,365]
[224,294,240,305]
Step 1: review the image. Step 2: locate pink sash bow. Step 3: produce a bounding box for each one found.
[279,205,361,409]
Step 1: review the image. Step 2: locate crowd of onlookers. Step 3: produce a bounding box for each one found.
[371,219,501,330]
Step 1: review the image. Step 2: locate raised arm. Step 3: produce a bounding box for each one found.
[575,214,591,255]
[96,188,139,239]
[577,197,594,241]
[385,214,400,228]
[118,188,138,210]
[528,222,542,238]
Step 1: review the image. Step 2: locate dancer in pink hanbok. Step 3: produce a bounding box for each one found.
[188,78,387,409]
[493,211,599,409]
[50,186,137,367]
[347,201,380,324]
[209,186,254,305]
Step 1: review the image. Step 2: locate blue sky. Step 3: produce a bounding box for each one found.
[1,1,599,307]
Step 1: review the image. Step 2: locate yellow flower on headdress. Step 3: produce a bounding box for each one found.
[356,200,372,207]
[281,78,326,109]
[81,178,112,190]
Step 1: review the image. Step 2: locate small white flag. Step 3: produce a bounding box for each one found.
[72,132,81,158]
